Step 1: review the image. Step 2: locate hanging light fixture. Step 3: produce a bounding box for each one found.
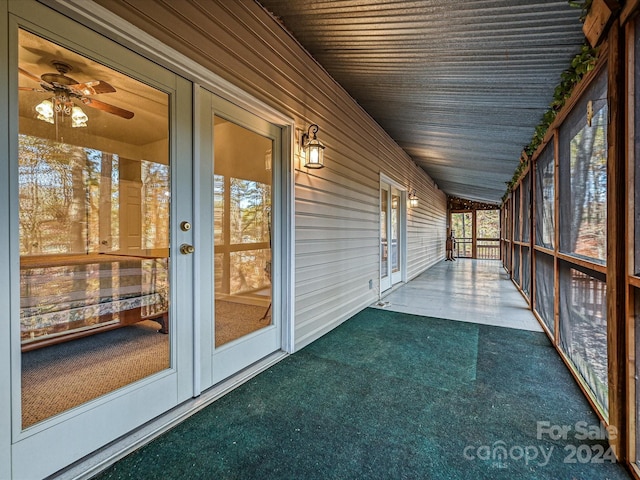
[408,189,419,208]
[71,106,88,128]
[301,124,325,169]
[35,99,54,124]
[35,96,88,128]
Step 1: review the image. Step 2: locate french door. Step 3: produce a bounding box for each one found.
[380,178,404,292]
[196,89,283,388]
[9,4,193,478]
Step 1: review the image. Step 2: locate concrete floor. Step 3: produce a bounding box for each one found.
[372,259,543,332]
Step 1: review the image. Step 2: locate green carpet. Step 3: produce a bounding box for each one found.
[94,308,631,479]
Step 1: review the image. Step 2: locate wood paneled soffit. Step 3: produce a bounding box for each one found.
[448,196,499,211]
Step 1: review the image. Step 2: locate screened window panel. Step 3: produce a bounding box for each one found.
[513,246,521,286]
[535,142,555,249]
[559,69,608,264]
[522,246,531,298]
[521,173,531,243]
[514,186,521,242]
[504,200,511,240]
[477,210,500,259]
[559,261,608,414]
[534,251,555,334]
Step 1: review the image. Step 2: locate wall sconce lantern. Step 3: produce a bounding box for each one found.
[408,189,419,208]
[301,124,325,169]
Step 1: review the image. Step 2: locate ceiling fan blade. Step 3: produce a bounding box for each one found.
[69,80,116,96]
[19,67,44,84]
[81,97,134,119]
[19,86,46,92]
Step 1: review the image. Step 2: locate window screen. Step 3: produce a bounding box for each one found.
[513,246,521,286]
[514,186,521,242]
[534,251,555,333]
[522,173,531,243]
[559,68,608,264]
[522,246,531,299]
[559,261,608,414]
[535,142,555,249]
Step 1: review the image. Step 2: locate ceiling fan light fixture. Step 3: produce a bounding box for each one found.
[35,99,54,124]
[71,106,88,128]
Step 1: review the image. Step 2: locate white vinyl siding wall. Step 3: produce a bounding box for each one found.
[94,0,447,349]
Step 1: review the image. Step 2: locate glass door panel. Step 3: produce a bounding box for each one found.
[202,92,282,386]
[380,181,403,290]
[391,192,400,273]
[18,29,171,428]
[380,186,390,291]
[213,118,273,347]
[11,6,193,476]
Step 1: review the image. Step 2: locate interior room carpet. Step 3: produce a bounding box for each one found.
[22,320,168,428]
[93,308,631,480]
[215,300,271,347]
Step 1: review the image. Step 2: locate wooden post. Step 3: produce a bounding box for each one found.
[624,17,637,466]
[606,18,627,461]
[553,131,561,344]
[471,209,477,259]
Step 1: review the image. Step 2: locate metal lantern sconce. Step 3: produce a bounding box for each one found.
[408,189,419,208]
[301,124,325,169]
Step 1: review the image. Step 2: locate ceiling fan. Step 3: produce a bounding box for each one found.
[19,61,135,120]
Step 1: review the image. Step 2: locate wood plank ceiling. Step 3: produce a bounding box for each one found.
[257,0,585,203]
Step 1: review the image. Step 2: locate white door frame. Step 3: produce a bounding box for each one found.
[42,0,296,374]
[3,1,297,477]
[196,89,292,390]
[380,173,407,293]
[7,3,194,478]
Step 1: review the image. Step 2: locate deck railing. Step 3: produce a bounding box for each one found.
[453,239,500,260]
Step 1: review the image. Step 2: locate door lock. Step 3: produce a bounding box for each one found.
[180,243,195,255]
[180,221,192,231]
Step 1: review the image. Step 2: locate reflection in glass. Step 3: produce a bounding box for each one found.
[213,118,272,347]
[381,188,388,278]
[391,194,400,272]
[18,29,170,427]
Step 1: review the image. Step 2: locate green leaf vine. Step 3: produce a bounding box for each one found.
[502,2,599,203]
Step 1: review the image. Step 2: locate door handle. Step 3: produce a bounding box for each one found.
[180,243,195,255]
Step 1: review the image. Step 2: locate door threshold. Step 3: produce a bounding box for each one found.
[50,351,288,480]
